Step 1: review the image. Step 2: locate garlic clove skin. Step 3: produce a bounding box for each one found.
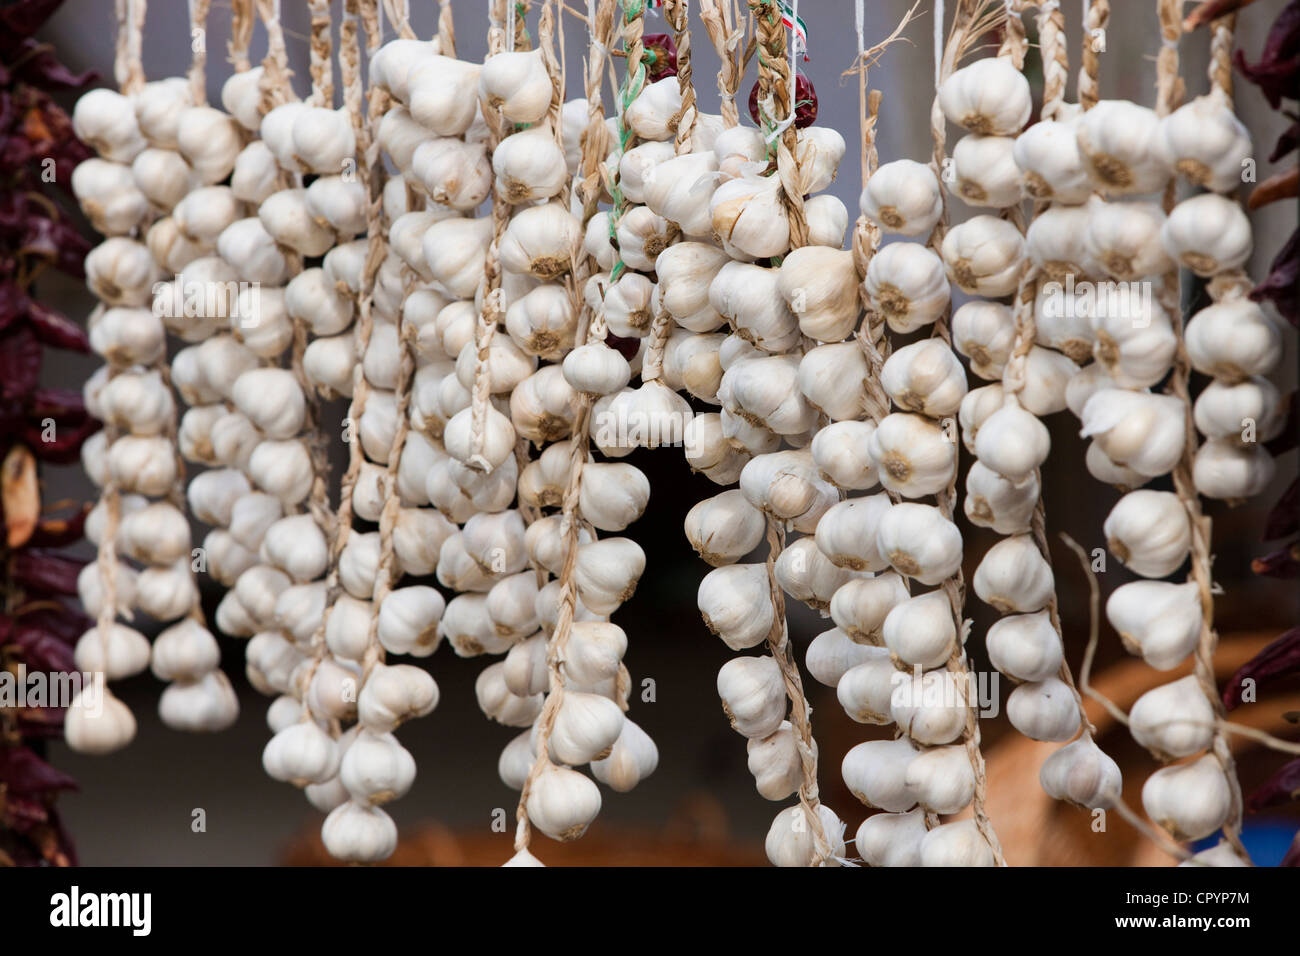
[919,820,996,866]
[717,655,787,739]
[953,300,1017,380]
[1129,675,1217,761]
[950,134,1023,208]
[1104,490,1192,579]
[75,624,152,681]
[807,627,885,686]
[813,495,893,572]
[1007,678,1081,742]
[698,565,774,651]
[775,538,862,612]
[685,489,765,566]
[828,573,910,646]
[1013,113,1092,204]
[1040,736,1122,809]
[1161,193,1253,277]
[65,688,137,755]
[359,663,439,733]
[525,765,602,842]
[810,420,879,491]
[986,610,1062,683]
[859,159,943,237]
[938,57,1032,135]
[1075,100,1171,196]
[710,174,790,260]
[548,692,626,766]
[1185,299,1281,382]
[882,591,957,670]
[764,804,846,867]
[855,808,928,867]
[842,738,918,812]
[1141,755,1232,842]
[321,801,398,863]
[263,721,341,787]
[1193,439,1275,501]
[905,745,975,814]
[778,247,860,344]
[973,534,1056,614]
[1081,389,1186,478]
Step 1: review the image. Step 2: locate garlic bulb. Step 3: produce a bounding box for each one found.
[710,261,800,352]
[698,564,774,650]
[859,159,943,237]
[592,719,659,793]
[717,655,786,739]
[941,215,1025,297]
[868,413,956,498]
[1040,736,1122,809]
[828,573,909,645]
[890,669,967,745]
[986,611,1062,683]
[1141,755,1232,842]
[905,745,975,814]
[778,247,859,343]
[1081,389,1186,478]
[1159,90,1251,193]
[950,134,1022,207]
[685,490,765,566]
[1104,490,1192,579]
[1076,100,1170,196]
[1084,198,1173,281]
[321,801,398,863]
[525,765,602,842]
[973,534,1055,614]
[481,49,552,124]
[1129,675,1216,761]
[1006,678,1080,741]
[1185,299,1282,382]
[835,651,896,724]
[882,591,957,669]
[953,300,1016,380]
[810,420,878,491]
[813,495,893,571]
[842,737,918,812]
[65,688,137,755]
[876,503,963,586]
[938,57,1032,135]
[864,242,951,333]
[710,174,789,260]
[747,721,812,800]
[1160,194,1252,277]
[973,403,1050,483]
[764,804,845,868]
[855,809,928,867]
[1013,111,1092,204]
[880,339,968,418]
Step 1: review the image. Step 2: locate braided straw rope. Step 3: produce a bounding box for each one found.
[926,0,1006,866]
[1153,0,1249,863]
[188,0,212,104]
[699,0,750,129]
[255,0,294,112]
[1078,0,1108,109]
[228,0,255,73]
[308,0,334,106]
[513,0,620,857]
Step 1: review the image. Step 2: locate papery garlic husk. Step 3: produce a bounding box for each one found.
[950,134,1022,207]
[953,300,1017,380]
[1040,736,1122,809]
[89,306,165,366]
[1142,755,1232,842]
[421,217,493,298]
[856,809,928,867]
[625,75,682,141]
[1076,100,1171,196]
[710,174,790,260]
[698,564,775,651]
[562,341,632,396]
[218,218,291,287]
[410,137,492,210]
[1087,441,1152,489]
[176,105,242,184]
[1026,204,1101,279]
[709,261,801,352]
[1013,110,1092,204]
[805,194,850,248]
[492,121,567,202]
[974,534,1055,614]
[717,655,787,739]
[1130,675,1217,761]
[919,820,996,867]
[778,247,859,343]
[578,462,650,532]
[187,467,250,526]
[618,140,676,203]
[573,537,645,615]
[1160,193,1253,277]
[880,338,968,418]
[1081,388,1186,478]
[1084,197,1173,281]
[442,403,516,473]
[86,237,162,308]
[889,668,968,745]
[592,718,659,793]
[664,330,726,403]
[1159,89,1252,193]
[986,610,1063,683]
[905,745,975,814]
[810,420,879,491]
[1089,296,1176,389]
[231,140,281,204]
[868,413,956,499]
[475,660,544,724]
[721,354,816,435]
[263,721,340,787]
[485,572,541,642]
[546,691,625,765]
[339,730,416,805]
[1185,299,1282,382]
[864,242,951,334]
[938,57,1032,135]
[747,721,814,800]
[806,627,883,688]
[764,804,846,868]
[859,159,943,237]
[842,737,918,812]
[304,174,367,236]
[1018,346,1079,417]
[525,765,602,842]
[684,412,752,484]
[135,561,200,622]
[107,434,176,496]
[258,188,335,257]
[683,489,764,567]
[882,590,957,670]
[261,513,329,582]
[73,88,145,162]
[1104,490,1192,579]
[941,214,1025,297]
[973,402,1050,483]
[655,241,730,331]
[876,503,963,586]
[602,271,655,337]
[1007,677,1080,741]
[643,151,720,237]
[504,284,577,359]
[1194,439,1275,501]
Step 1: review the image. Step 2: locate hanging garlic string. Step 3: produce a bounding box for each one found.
[256,0,295,112]
[188,0,212,104]
[1153,0,1250,863]
[1078,0,1107,109]
[639,0,695,385]
[228,0,255,73]
[308,0,335,107]
[438,0,457,56]
[925,0,1006,866]
[698,0,749,129]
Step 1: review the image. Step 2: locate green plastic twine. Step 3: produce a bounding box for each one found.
[606,0,651,284]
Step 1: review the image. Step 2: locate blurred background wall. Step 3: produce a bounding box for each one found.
[31,0,1298,865]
